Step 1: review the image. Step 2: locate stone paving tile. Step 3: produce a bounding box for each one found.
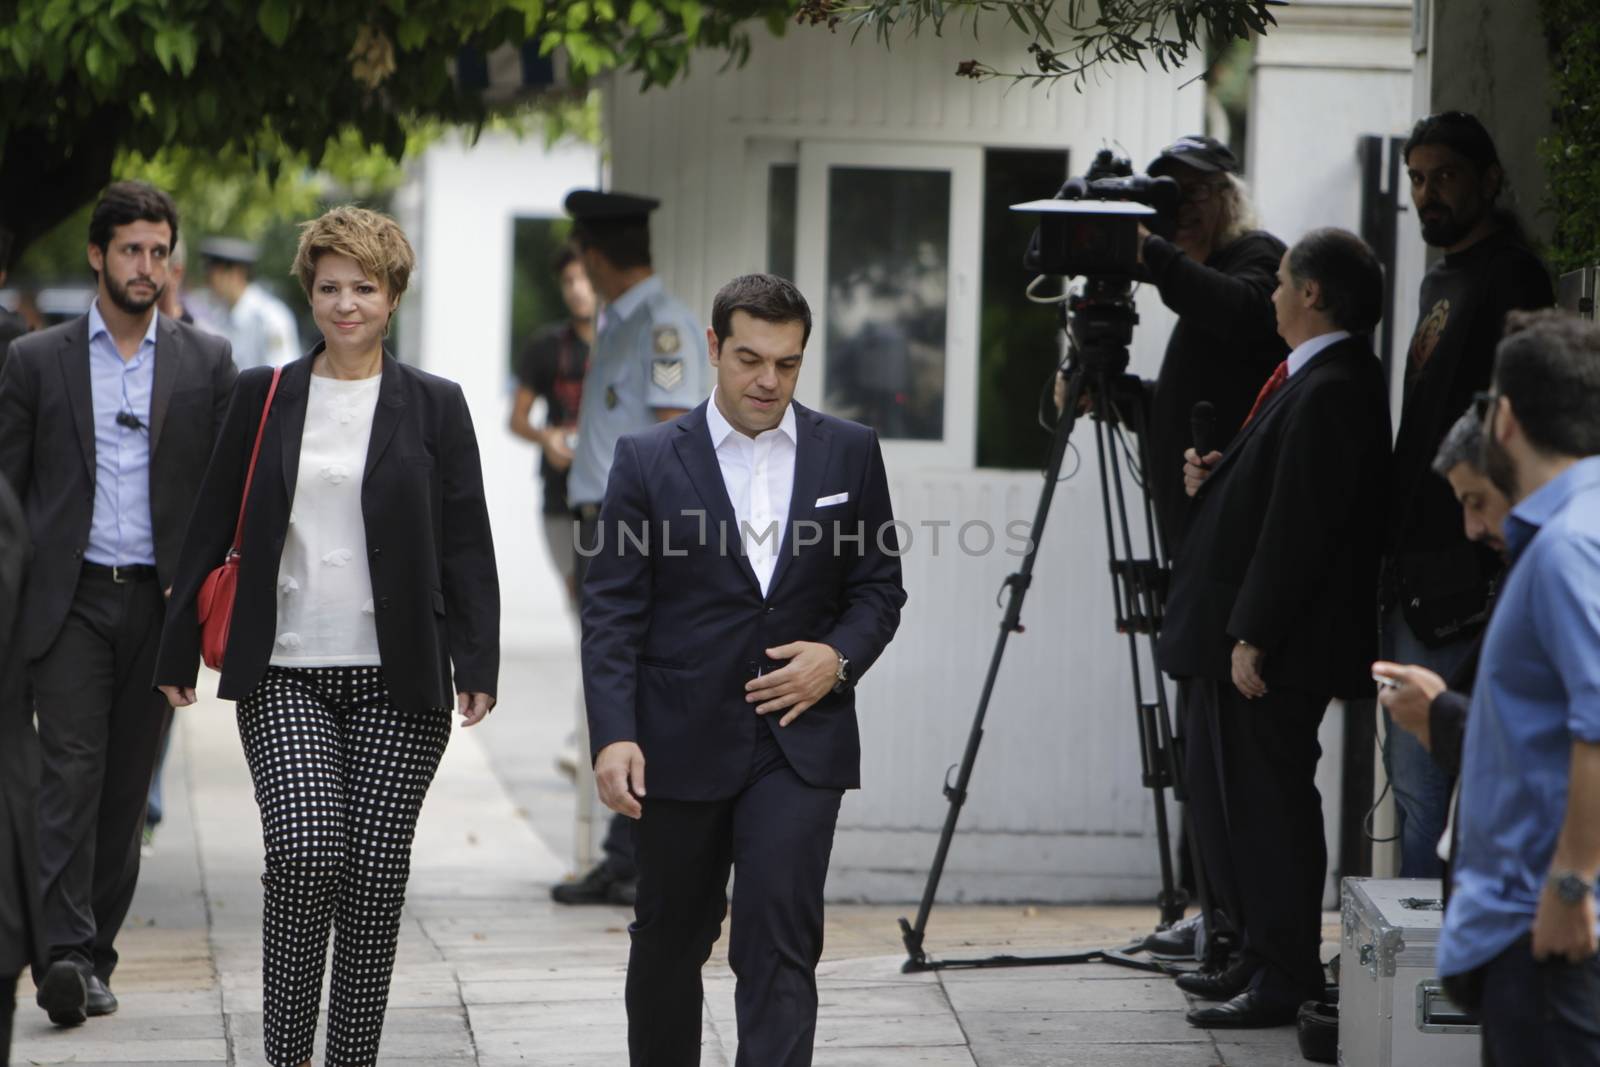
[968,1040,1227,1067]
[466,998,625,1033]
[813,1009,971,1049]
[1213,1040,1316,1066]
[814,1049,978,1067]
[4,1036,229,1063]
[941,975,1185,1013]
[959,1007,1215,1046]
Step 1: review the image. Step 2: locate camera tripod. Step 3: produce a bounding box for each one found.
[898,284,1218,974]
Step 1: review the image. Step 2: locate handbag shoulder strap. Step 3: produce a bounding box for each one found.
[229,366,283,556]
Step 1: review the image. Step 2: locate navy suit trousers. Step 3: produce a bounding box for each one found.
[626,726,843,1067]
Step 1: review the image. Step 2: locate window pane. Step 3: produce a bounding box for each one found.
[824,167,950,441]
[977,149,1071,469]
[767,163,798,281]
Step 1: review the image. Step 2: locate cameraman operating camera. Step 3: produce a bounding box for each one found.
[1057,136,1287,555]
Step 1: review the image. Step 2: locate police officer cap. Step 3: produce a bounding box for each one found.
[199,236,260,265]
[564,189,660,225]
[1148,135,1241,178]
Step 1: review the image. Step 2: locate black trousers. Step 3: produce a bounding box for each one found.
[627,728,843,1067]
[1445,935,1600,1067]
[30,569,170,982]
[1178,678,1242,958]
[238,666,450,1067]
[575,508,637,880]
[1193,678,1329,1003]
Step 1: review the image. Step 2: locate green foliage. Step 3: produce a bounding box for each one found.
[1539,0,1600,273]
[0,0,797,257]
[797,0,1275,86]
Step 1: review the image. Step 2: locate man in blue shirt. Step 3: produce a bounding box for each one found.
[0,183,235,1027]
[1439,309,1600,1062]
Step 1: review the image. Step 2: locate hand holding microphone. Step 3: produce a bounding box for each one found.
[1184,401,1222,497]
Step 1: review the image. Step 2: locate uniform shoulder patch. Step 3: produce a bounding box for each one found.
[651,358,685,391]
[652,325,681,355]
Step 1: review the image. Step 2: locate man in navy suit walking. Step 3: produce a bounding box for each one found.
[581,274,906,1065]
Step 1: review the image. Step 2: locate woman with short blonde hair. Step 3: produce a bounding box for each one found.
[156,205,499,1067]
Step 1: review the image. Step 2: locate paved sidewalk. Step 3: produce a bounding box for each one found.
[10,658,1320,1066]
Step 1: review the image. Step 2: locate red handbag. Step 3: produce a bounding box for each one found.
[197,367,283,671]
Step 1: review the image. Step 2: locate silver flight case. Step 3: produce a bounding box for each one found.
[1338,877,1480,1066]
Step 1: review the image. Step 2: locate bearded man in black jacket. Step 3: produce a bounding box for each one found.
[1381,112,1553,879]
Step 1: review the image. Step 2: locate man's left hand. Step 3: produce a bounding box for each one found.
[747,641,839,727]
[457,691,495,727]
[1532,883,1599,963]
[1231,641,1267,699]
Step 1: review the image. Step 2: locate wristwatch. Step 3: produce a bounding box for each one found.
[1549,870,1595,905]
[831,647,850,693]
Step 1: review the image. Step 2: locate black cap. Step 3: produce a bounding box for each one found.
[199,236,259,265]
[1148,135,1241,178]
[1402,111,1500,170]
[563,189,660,225]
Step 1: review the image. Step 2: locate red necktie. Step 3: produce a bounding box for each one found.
[1241,360,1289,428]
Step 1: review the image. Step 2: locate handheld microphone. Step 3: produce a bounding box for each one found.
[115,410,147,433]
[1190,401,1216,457]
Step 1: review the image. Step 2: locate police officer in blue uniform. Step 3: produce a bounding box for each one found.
[554,189,710,905]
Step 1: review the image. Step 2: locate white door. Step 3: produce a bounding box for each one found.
[793,142,982,471]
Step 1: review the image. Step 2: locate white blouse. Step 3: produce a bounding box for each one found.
[270,373,383,666]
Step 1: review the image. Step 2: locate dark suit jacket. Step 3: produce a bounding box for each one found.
[581,400,906,800]
[0,312,236,660]
[0,472,45,975]
[1158,335,1391,701]
[153,350,500,711]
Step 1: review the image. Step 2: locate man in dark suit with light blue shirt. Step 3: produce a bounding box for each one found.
[0,182,235,1027]
[582,274,906,1066]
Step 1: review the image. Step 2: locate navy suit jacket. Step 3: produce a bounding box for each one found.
[581,400,906,801]
[1157,335,1391,701]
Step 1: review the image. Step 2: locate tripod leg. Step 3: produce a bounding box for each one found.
[1094,408,1184,928]
[899,367,1091,970]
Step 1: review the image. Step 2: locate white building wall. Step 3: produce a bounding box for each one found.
[608,23,1208,902]
[395,132,602,654]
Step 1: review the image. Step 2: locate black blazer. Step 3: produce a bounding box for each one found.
[153,350,500,711]
[0,313,236,660]
[1158,335,1391,701]
[581,400,906,800]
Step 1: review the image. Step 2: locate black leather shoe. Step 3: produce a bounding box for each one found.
[85,975,118,1017]
[1142,914,1200,959]
[35,960,87,1027]
[551,864,635,906]
[1175,960,1255,1001]
[1186,989,1300,1029]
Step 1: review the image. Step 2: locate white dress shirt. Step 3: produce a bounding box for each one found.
[705,390,797,596]
[271,373,382,666]
[1285,329,1351,377]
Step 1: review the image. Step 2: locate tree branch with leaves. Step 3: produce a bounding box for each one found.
[0,0,798,260]
[796,0,1276,86]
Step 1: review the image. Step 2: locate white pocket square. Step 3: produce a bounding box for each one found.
[815,492,849,508]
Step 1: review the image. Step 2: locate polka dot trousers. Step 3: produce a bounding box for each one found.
[237,666,450,1067]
